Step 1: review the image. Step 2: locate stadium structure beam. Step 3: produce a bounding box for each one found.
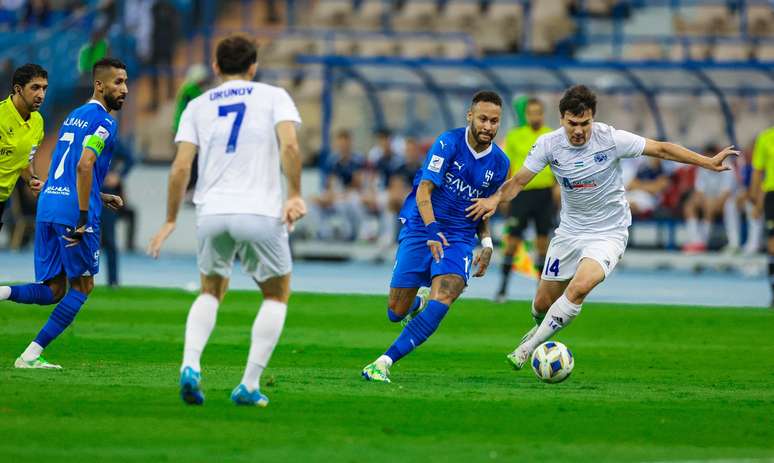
[616,66,667,141]
[691,68,738,147]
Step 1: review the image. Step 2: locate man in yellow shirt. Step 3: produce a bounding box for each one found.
[496,97,555,302]
[0,63,47,232]
[750,125,774,306]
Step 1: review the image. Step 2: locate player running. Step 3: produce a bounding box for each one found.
[0,63,48,231]
[0,58,127,369]
[147,35,306,407]
[466,85,738,369]
[361,91,510,383]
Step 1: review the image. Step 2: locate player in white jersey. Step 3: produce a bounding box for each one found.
[466,85,739,369]
[147,35,306,406]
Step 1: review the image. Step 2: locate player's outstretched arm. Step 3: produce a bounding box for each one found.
[472,218,494,277]
[643,139,739,172]
[466,166,537,221]
[277,121,306,230]
[147,141,196,258]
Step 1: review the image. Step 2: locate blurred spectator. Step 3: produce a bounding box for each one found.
[736,150,763,255]
[626,157,671,216]
[305,129,366,241]
[124,0,153,62]
[0,58,14,94]
[367,128,403,165]
[101,140,137,287]
[148,0,179,110]
[78,27,109,76]
[682,145,738,253]
[0,0,24,30]
[173,64,209,133]
[173,64,210,195]
[23,0,51,27]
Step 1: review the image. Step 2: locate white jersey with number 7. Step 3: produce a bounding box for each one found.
[175,79,302,218]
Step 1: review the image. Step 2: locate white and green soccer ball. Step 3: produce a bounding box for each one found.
[531,341,574,383]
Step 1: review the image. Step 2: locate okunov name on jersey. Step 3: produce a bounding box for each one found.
[175,79,302,218]
[524,122,646,235]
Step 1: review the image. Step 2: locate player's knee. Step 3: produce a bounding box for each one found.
[566,278,594,303]
[433,277,464,305]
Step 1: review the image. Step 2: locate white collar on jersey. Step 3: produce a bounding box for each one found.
[465,126,492,160]
[87,99,107,111]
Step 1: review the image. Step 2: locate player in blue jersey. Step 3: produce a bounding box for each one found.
[361,91,510,383]
[0,58,127,369]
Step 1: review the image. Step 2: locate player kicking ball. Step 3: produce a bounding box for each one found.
[362,91,510,383]
[0,58,127,369]
[148,35,306,407]
[466,85,739,369]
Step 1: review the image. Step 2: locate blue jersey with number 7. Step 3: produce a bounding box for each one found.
[37,100,118,230]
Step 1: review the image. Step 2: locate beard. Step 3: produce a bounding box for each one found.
[471,124,494,145]
[104,93,125,111]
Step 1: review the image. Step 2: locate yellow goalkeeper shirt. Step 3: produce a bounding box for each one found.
[0,96,44,201]
[753,126,774,192]
[504,125,554,190]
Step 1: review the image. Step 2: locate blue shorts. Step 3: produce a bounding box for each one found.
[389,235,474,288]
[34,222,100,282]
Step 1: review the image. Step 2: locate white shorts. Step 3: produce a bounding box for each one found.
[541,230,628,281]
[197,214,292,282]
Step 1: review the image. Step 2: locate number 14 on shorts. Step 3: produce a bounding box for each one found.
[545,257,560,277]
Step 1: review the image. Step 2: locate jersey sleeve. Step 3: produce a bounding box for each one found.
[419,133,454,186]
[174,103,198,145]
[522,138,549,174]
[84,117,117,157]
[613,128,646,159]
[273,88,302,126]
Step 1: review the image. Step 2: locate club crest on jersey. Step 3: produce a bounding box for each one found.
[428,154,444,173]
[482,169,494,187]
[594,152,608,164]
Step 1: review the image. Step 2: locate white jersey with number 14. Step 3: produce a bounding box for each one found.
[523,122,646,235]
[175,79,302,218]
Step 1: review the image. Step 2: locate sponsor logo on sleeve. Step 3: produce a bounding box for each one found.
[94,125,111,141]
[428,154,444,173]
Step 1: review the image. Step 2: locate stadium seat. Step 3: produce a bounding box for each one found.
[354,0,393,30]
[530,0,574,54]
[756,43,774,61]
[668,41,711,61]
[746,4,774,37]
[332,36,358,56]
[355,35,399,57]
[583,0,616,17]
[263,36,318,66]
[713,42,751,62]
[622,42,666,61]
[392,0,439,32]
[398,37,442,58]
[441,38,477,58]
[436,0,482,33]
[308,0,355,27]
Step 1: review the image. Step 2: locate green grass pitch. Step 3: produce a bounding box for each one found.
[1,287,773,462]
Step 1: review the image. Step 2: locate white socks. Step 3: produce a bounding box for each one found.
[21,341,43,362]
[524,294,582,352]
[240,299,287,392]
[377,354,393,367]
[181,294,219,372]
[0,286,10,300]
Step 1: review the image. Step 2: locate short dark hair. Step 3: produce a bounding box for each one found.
[92,57,127,79]
[526,97,544,109]
[471,90,502,108]
[12,63,47,92]
[559,85,597,117]
[336,128,351,139]
[216,35,258,75]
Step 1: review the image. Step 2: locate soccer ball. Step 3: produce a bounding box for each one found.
[530,341,574,383]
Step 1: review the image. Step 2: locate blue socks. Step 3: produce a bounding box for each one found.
[386,296,422,323]
[9,284,56,305]
[33,289,87,348]
[385,300,449,363]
